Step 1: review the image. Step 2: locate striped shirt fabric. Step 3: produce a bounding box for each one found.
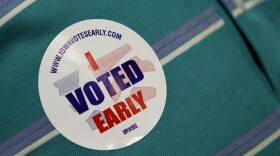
[221,0,280,98]
[0,0,280,155]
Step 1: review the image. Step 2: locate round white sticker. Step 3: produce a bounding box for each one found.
[38,19,167,150]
